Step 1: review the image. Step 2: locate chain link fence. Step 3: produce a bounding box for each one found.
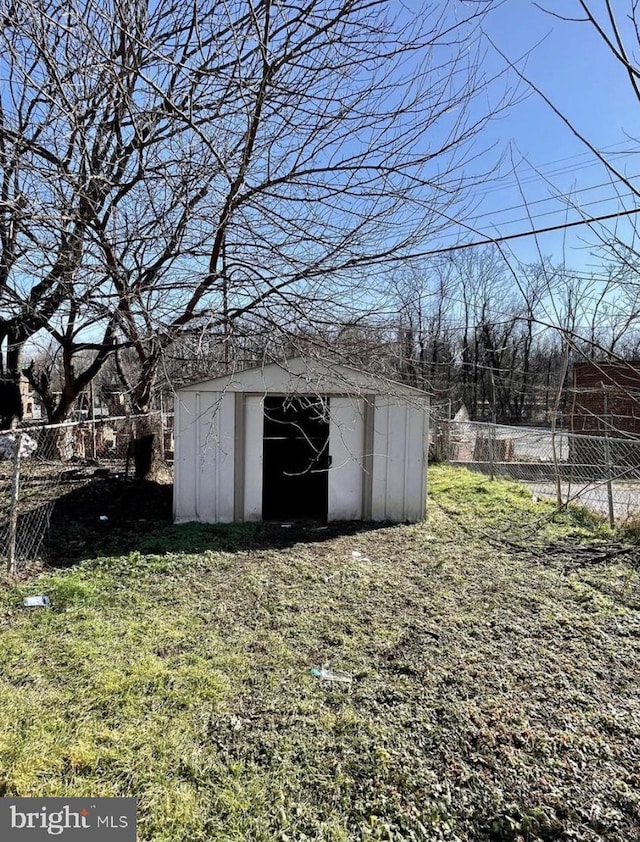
[433,419,640,526]
[0,413,174,574]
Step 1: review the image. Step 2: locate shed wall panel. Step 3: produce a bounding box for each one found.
[196,392,235,523]
[174,392,198,522]
[244,395,264,521]
[371,399,390,520]
[328,397,365,520]
[174,391,235,523]
[196,392,216,522]
[386,403,408,521]
[405,400,429,521]
[370,398,427,522]
[219,392,237,521]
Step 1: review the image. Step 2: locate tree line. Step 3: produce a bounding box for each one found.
[3,0,640,444]
[119,247,638,427]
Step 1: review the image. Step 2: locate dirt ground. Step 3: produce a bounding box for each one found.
[1,466,638,840]
[44,474,174,564]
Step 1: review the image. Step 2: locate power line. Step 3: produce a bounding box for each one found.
[479,147,637,198]
[496,140,632,173]
[466,189,638,231]
[416,206,640,258]
[465,176,640,226]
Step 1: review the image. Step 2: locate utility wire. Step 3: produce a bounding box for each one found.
[465,179,640,227]
[417,206,640,258]
[480,151,635,197]
[468,193,636,231]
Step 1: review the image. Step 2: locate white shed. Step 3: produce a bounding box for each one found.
[173,358,429,524]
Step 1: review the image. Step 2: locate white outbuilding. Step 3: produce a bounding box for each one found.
[173,358,429,524]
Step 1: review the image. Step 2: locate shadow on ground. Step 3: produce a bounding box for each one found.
[44,477,391,566]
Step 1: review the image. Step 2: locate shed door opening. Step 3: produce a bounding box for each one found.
[262,396,330,520]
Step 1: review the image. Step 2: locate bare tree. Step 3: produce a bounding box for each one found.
[391,261,458,392]
[490,3,640,364]
[1,0,219,423]
[389,249,585,423]
[1,0,512,447]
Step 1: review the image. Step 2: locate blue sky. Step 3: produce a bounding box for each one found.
[443,0,640,272]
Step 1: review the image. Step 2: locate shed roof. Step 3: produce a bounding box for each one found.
[177,357,428,400]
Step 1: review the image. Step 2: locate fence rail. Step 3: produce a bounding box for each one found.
[0,413,174,574]
[434,419,640,526]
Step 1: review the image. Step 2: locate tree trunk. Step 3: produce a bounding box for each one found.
[0,379,22,430]
[1,330,26,429]
[128,413,166,481]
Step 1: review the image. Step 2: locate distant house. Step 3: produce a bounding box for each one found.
[569,362,640,437]
[19,375,42,421]
[568,362,640,472]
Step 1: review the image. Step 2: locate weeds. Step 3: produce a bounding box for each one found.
[0,465,638,840]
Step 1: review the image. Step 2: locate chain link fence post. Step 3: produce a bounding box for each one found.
[488,422,496,481]
[601,383,615,528]
[7,431,22,576]
[551,423,564,511]
[434,417,449,461]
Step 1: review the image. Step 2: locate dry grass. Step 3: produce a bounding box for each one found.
[0,465,638,841]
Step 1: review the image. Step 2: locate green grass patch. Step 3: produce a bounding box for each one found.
[428,464,617,543]
[0,465,638,840]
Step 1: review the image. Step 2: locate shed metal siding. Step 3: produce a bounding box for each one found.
[328,397,365,520]
[174,391,235,523]
[371,397,427,521]
[173,361,429,524]
[174,391,197,522]
[244,395,264,521]
[197,392,235,522]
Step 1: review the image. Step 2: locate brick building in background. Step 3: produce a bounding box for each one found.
[569,362,640,436]
[569,362,640,473]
